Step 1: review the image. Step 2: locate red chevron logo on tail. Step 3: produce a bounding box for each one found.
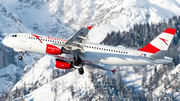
[159,37,168,45]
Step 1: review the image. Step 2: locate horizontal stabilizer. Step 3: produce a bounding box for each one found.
[150,50,167,59]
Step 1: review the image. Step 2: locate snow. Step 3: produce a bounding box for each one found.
[0,64,18,96]
[12,55,54,91]
[24,66,94,101]
[88,24,119,43]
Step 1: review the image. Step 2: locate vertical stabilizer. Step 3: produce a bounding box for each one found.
[138,28,177,54]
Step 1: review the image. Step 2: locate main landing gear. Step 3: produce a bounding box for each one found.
[73,50,84,75]
[73,56,84,75]
[18,51,26,60]
[78,67,84,75]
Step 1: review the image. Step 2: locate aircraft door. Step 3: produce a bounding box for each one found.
[21,34,26,42]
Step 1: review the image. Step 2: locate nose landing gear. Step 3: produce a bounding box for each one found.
[18,51,26,60]
[18,56,23,60]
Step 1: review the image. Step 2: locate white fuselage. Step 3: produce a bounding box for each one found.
[3,33,173,66]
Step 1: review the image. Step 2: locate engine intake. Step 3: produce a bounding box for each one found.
[56,59,73,69]
[46,44,69,55]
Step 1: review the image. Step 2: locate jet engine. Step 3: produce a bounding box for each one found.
[46,44,69,55]
[55,59,73,69]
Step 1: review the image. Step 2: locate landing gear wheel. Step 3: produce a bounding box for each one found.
[18,51,26,60]
[18,56,22,60]
[78,67,84,75]
[74,61,79,66]
[73,56,82,66]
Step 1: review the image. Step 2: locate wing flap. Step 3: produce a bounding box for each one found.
[61,26,93,56]
[83,63,116,74]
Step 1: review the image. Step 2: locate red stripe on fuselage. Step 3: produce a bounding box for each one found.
[32,34,43,43]
[138,43,160,53]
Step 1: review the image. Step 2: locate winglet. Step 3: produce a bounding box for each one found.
[112,69,116,74]
[87,26,93,30]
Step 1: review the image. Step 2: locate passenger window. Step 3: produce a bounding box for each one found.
[43,39,45,41]
[92,47,93,48]
[94,47,96,49]
[50,40,52,42]
[89,46,91,48]
[45,39,47,41]
[87,46,88,48]
[99,48,101,50]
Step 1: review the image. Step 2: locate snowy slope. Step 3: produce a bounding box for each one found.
[23,66,94,101]
[2,0,180,42]
[0,64,19,97]
[11,55,56,91]
[0,3,30,97]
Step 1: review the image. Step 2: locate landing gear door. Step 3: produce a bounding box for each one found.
[21,34,26,42]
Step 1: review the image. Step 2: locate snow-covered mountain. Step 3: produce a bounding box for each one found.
[0,0,180,100]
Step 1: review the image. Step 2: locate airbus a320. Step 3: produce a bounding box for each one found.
[2,26,177,74]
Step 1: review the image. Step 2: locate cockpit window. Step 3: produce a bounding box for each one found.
[11,35,17,37]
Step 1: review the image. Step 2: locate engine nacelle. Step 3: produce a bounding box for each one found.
[46,44,69,55]
[56,59,72,69]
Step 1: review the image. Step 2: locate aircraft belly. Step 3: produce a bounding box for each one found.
[29,43,46,54]
[99,57,154,66]
[91,52,154,66]
[80,52,99,64]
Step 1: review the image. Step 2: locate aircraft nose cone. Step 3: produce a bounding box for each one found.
[2,38,9,47]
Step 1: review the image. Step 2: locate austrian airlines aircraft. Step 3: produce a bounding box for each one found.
[2,26,177,74]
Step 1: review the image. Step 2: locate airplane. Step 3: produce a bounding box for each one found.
[2,26,177,74]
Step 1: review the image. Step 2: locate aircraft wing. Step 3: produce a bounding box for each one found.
[63,26,93,55]
[83,63,116,74]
